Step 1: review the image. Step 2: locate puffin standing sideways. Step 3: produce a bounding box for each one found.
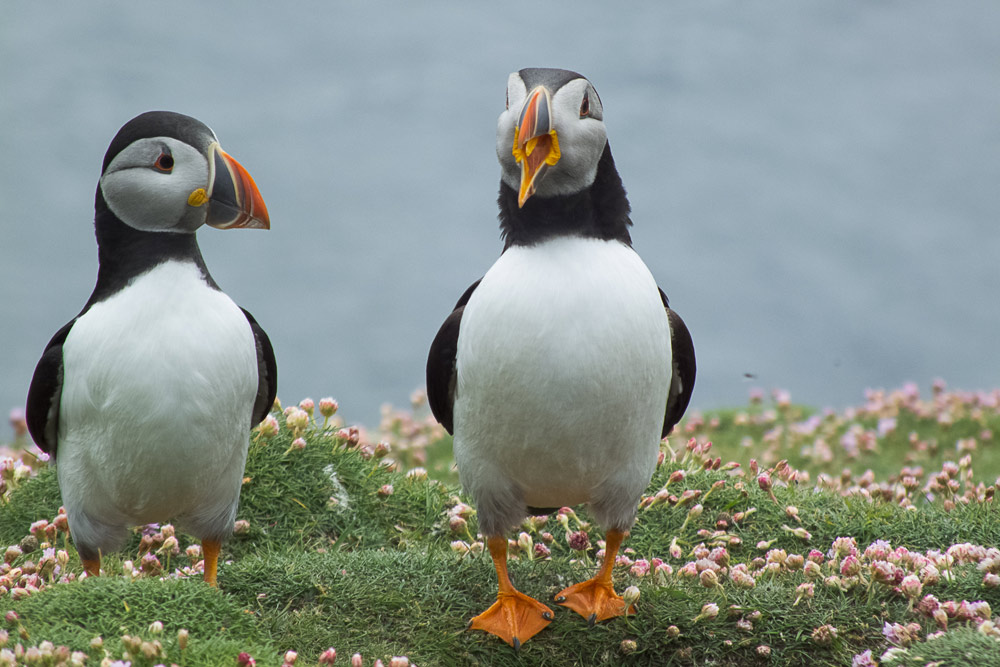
[427,68,696,647]
[26,111,276,586]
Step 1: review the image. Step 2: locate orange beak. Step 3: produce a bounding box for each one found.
[512,86,561,207]
[205,144,270,229]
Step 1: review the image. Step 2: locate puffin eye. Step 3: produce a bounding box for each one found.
[153,152,174,172]
[580,92,591,118]
[505,89,509,110]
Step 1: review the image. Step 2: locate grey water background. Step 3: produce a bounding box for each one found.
[2,2,998,432]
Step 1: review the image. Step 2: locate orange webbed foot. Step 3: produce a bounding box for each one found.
[555,577,634,625]
[469,589,554,649]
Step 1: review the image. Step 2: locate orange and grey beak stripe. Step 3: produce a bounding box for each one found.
[512,86,561,208]
[204,143,270,229]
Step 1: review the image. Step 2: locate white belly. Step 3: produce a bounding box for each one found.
[57,260,257,542]
[453,237,671,532]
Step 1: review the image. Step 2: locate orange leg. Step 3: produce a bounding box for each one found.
[202,539,221,587]
[82,556,101,578]
[469,535,553,649]
[555,529,634,624]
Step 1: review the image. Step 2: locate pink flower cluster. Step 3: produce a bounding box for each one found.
[374,391,448,473]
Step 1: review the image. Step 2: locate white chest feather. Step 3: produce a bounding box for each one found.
[58,260,258,525]
[453,237,671,515]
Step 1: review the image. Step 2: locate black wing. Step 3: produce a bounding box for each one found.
[241,308,278,427]
[25,319,78,457]
[426,280,481,435]
[659,288,696,437]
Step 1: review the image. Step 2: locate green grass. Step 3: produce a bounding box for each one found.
[2,385,999,666]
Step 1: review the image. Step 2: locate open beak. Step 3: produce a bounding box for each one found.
[204,143,270,229]
[512,86,561,207]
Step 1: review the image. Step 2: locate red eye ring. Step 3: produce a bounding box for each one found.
[154,153,174,172]
[580,92,591,118]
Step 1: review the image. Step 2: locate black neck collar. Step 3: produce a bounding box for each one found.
[498,142,632,251]
[84,188,217,310]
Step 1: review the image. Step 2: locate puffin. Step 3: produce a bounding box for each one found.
[25,111,276,586]
[427,68,696,647]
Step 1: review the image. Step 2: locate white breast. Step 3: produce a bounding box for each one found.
[57,260,258,542]
[453,237,671,533]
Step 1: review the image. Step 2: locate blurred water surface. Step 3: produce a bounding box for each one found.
[2,2,998,429]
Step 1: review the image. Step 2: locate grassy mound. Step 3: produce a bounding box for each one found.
[1,383,999,666]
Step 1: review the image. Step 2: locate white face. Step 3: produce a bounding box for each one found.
[496,72,607,199]
[99,136,212,233]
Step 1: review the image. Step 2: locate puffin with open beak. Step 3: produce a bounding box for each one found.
[26,111,277,586]
[428,68,696,647]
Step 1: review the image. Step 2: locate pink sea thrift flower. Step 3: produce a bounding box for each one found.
[630,559,650,577]
[840,555,861,577]
[793,582,815,606]
[448,515,468,533]
[852,650,876,667]
[622,586,640,608]
[318,648,337,664]
[811,624,838,646]
[870,560,898,584]
[864,540,892,561]
[669,537,682,559]
[699,569,720,589]
[883,621,921,648]
[830,536,857,558]
[257,415,279,438]
[900,574,922,601]
[285,408,310,432]
[757,473,772,492]
[139,552,161,575]
[567,530,590,552]
[318,398,339,418]
[692,602,719,622]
